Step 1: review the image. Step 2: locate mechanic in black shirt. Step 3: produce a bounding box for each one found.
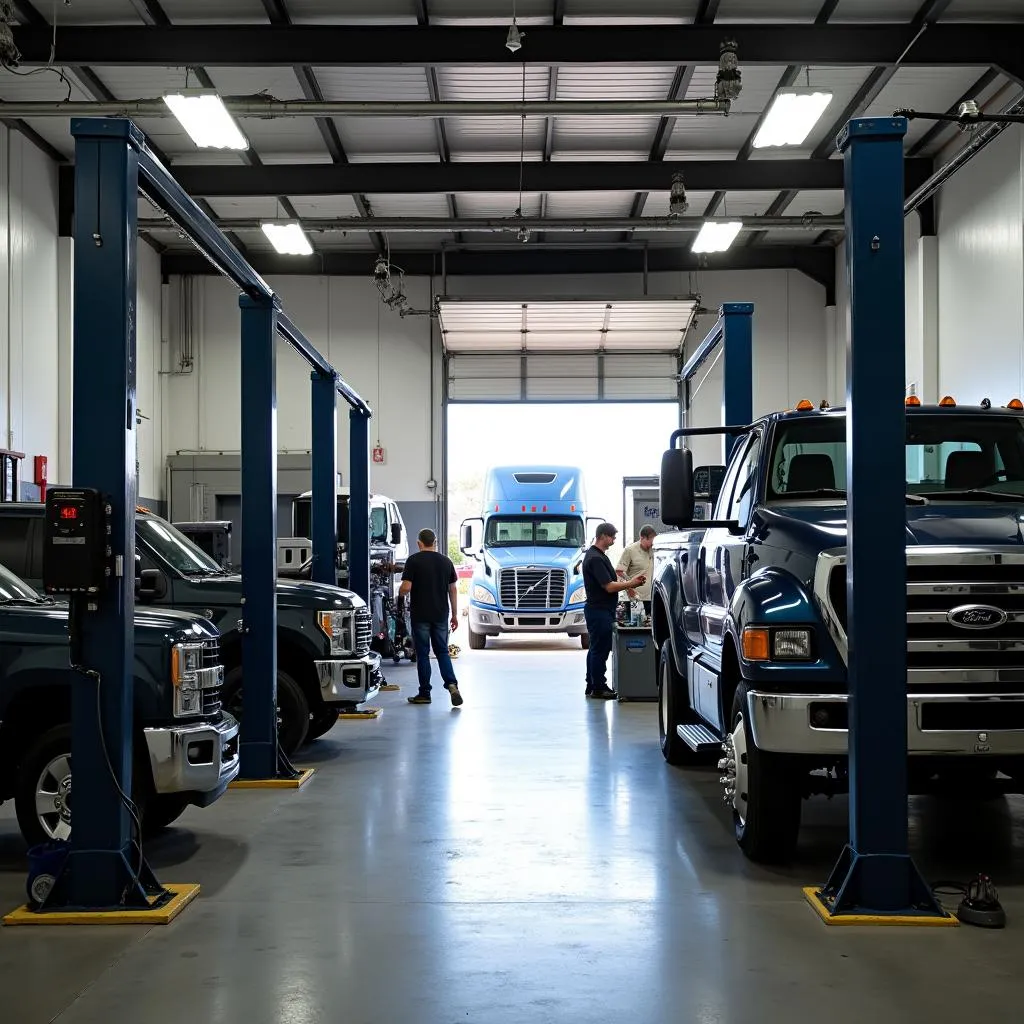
[400,528,464,707]
[582,522,647,699]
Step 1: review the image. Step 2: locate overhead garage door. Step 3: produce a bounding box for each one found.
[441,299,696,403]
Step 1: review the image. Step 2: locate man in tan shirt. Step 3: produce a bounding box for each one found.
[616,524,656,614]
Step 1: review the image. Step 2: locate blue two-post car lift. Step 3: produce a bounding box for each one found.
[39,116,373,914]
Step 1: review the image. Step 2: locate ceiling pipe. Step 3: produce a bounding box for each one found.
[0,97,732,118]
[137,215,844,234]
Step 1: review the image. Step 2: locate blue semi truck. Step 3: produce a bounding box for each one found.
[461,466,593,650]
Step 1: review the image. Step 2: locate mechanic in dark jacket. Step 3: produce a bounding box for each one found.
[582,522,647,700]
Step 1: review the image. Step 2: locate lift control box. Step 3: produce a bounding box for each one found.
[43,488,111,595]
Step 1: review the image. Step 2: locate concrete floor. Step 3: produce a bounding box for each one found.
[2,637,1024,1023]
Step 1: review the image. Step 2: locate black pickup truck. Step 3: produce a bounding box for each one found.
[0,560,238,846]
[653,401,1024,863]
[0,504,380,755]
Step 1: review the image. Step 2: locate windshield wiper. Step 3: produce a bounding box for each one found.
[0,596,44,606]
[781,488,847,499]
[920,489,1024,502]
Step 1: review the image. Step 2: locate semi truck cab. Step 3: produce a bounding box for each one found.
[461,466,592,650]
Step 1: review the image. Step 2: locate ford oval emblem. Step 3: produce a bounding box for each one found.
[947,604,1008,630]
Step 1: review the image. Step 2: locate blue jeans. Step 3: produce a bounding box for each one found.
[584,606,615,692]
[413,620,459,695]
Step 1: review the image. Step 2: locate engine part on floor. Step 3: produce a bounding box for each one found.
[933,875,1007,928]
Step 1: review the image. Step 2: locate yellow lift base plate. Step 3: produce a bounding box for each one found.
[379,684,401,692]
[338,708,383,720]
[4,882,200,927]
[803,887,958,927]
[229,767,316,790]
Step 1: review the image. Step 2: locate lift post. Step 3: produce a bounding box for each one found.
[40,118,165,912]
[815,117,944,920]
[60,118,370,789]
[680,302,754,459]
[310,370,339,588]
[238,296,283,780]
[348,409,371,603]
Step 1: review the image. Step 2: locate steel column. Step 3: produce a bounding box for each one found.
[817,117,942,918]
[311,370,339,587]
[51,118,162,910]
[348,410,371,604]
[681,302,753,461]
[239,296,280,779]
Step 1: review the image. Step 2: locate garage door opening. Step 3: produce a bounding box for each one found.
[446,402,679,566]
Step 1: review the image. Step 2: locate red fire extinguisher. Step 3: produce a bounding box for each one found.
[34,455,47,502]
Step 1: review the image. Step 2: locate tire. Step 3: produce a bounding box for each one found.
[143,794,191,834]
[222,667,310,757]
[468,626,486,650]
[15,724,150,848]
[305,706,340,743]
[580,633,590,650]
[657,643,705,766]
[724,681,802,864]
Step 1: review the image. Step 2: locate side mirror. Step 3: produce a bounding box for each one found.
[460,517,483,554]
[661,447,696,527]
[390,522,402,546]
[138,568,168,601]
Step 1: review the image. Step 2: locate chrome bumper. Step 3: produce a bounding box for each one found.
[315,652,381,704]
[747,691,1024,756]
[144,713,240,795]
[470,605,587,635]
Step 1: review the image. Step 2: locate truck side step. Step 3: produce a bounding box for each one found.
[676,723,721,752]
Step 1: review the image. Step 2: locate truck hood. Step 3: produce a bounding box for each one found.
[188,573,364,610]
[483,546,582,571]
[0,603,217,645]
[763,502,1024,552]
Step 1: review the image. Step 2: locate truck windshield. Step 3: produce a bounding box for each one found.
[767,414,1024,500]
[485,517,585,547]
[0,562,41,602]
[138,517,225,576]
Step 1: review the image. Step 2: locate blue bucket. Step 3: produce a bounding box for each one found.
[26,841,69,907]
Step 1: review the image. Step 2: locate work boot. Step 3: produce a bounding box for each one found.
[407,693,431,705]
[445,683,464,708]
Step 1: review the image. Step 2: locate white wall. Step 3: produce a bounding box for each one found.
[0,127,59,495]
[935,126,1024,404]
[162,274,442,505]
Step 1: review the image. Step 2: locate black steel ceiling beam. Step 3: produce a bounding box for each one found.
[13,23,1024,73]
[259,0,384,253]
[161,243,835,300]
[629,0,720,223]
[747,0,949,243]
[99,158,930,197]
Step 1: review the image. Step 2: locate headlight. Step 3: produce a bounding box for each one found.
[317,609,348,655]
[472,585,496,605]
[742,626,813,661]
[773,628,813,660]
[568,587,587,606]
[171,642,204,717]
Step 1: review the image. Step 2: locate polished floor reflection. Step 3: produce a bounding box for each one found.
[3,636,1024,1023]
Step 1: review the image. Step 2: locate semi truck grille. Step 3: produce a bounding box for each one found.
[202,639,223,718]
[354,607,372,657]
[499,568,567,609]
[824,550,1024,691]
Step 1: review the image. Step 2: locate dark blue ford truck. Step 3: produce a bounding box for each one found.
[0,561,238,846]
[652,401,1024,863]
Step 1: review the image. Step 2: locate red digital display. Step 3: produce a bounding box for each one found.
[59,506,78,521]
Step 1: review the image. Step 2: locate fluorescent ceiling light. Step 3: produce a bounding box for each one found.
[162,90,248,150]
[261,222,314,256]
[752,88,833,148]
[692,221,743,254]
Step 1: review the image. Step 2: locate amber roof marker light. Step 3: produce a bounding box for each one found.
[939,395,957,407]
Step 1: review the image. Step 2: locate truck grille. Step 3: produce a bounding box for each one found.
[499,568,567,610]
[354,607,372,657]
[824,549,1024,692]
[202,639,223,718]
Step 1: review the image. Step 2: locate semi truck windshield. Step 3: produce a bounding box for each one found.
[485,517,585,547]
[767,414,1024,499]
